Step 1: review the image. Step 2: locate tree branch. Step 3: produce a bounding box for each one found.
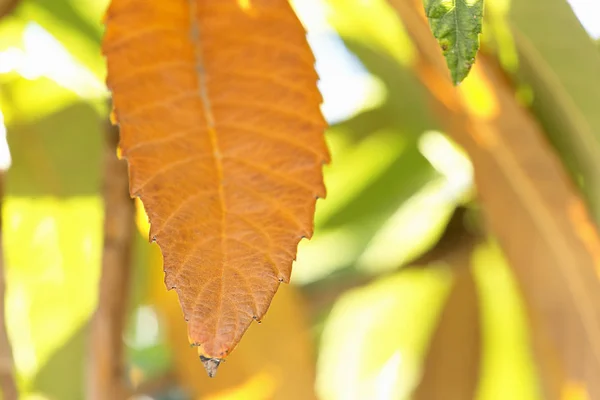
[0,173,18,400]
[0,0,20,19]
[86,117,135,400]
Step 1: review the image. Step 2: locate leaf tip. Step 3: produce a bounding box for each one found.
[200,355,223,378]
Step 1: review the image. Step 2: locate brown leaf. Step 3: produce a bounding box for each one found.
[413,242,481,400]
[146,242,318,400]
[103,0,328,363]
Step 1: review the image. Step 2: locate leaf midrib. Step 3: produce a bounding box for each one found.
[188,0,228,347]
[453,0,462,83]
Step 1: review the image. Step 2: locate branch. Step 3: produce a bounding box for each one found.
[0,173,18,400]
[86,116,135,399]
[0,0,20,19]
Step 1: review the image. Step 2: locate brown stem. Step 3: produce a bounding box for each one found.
[0,6,22,399]
[86,118,135,400]
[132,371,176,397]
[0,0,20,19]
[0,174,18,400]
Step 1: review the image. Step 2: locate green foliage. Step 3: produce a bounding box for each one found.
[423,0,484,84]
[295,0,469,284]
[316,266,453,399]
[472,242,541,400]
[14,0,106,77]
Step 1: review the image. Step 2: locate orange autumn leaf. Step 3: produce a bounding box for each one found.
[103,0,328,373]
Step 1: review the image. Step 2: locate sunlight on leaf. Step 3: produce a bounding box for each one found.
[1,76,80,125]
[472,241,541,400]
[356,131,472,273]
[13,0,106,78]
[315,128,410,226]
[17,23,106,97]
[0,110,12,170]
[0,22,107,125]
[294,133,438,282]
[480,0,518,74]
[356,179,457,273]
[316,267,453,400]
[324,0,416,67]
[293,227,361,284]
[4,196,102,391]
[293,0,386,124]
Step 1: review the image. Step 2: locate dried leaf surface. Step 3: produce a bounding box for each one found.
[103,0,328,361]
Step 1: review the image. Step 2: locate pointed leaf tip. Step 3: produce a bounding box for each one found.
[423,0,484,84]
[200,355,222,378]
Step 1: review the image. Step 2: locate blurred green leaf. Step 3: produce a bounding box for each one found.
[322,135,433,229]
[315,266,453,400]
[2,95,104,395]
[32,323,88,400]
[472,241,541,400]
[0,13,24,50]
[423,0,484,84]
[4,196,103,394]
[13,0,106,78]
[6,101,102,197]
[0,76,82,125]
[502,0,600,223]
[27,0,103,44]
[294,128,438,283]
[324,0,416,67]
[294,4,470,283]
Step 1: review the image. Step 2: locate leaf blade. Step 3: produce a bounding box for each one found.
[423,0,484,84]
[103,0,328,361]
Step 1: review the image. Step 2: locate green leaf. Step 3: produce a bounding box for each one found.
[316,267,454,399]
[6,101,102,197]
[14,0,106,78]
[4,100,104,396]
[472,241,542,400]
[423,0,484,84]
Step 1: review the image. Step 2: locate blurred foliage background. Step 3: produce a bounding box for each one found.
[0,0,600,399]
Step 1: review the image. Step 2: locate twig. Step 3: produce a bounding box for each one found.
[0,173,18,400]
[0,2,21,386]
[0,0,20,19]
[86,118,135,400]
[132,371,176,397]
